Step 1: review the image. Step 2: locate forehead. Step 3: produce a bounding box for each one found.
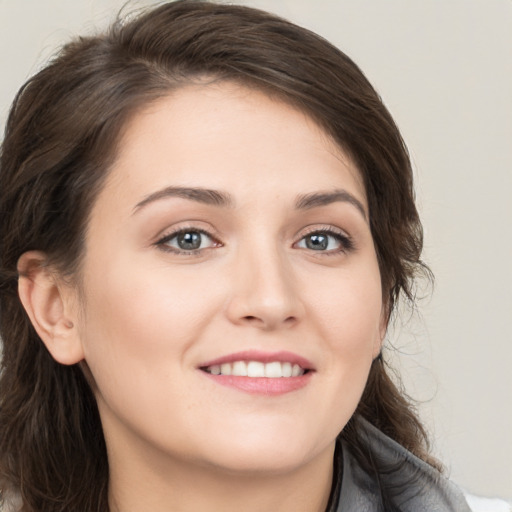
[98,82,366,213]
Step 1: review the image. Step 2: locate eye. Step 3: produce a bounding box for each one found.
[296,229,353,253]
[156,228,219,254]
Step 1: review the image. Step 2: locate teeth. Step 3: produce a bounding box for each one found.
[205,361,305,378]
[282,362,292,377]
[247,361,265,377]
[210,365,221,375]
[232,361,247,376]
[265,361,282,377]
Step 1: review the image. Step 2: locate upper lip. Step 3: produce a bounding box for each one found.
[199,350,315,371]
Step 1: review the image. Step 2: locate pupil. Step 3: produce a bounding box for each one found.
[177,231,202,250]
[306,234,328,250]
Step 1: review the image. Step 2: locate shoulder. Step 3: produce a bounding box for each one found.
[340,418,512,512]
[339,417,472,511]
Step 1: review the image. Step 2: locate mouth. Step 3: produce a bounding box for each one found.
[198,351,314,395]
[201,360,307,378]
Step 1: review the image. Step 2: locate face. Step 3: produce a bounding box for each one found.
[73,82,385,475]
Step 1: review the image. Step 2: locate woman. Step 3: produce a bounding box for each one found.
[0,1,486,511]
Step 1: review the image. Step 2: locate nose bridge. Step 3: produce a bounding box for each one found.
[249,241,293,304]
[226,233,303,329]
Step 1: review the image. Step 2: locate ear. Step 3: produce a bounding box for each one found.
[17,251,85,365]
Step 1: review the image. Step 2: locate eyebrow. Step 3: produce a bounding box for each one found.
[295,190,367,220]
[133,186,234,212]
[133,186,367,220]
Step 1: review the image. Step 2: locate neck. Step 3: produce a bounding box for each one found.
[107,438,336,512]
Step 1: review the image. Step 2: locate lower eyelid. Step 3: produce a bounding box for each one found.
[156,228,220,251]
[296,229,353,249]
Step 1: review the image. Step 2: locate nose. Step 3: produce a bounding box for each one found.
[224,245,304,331]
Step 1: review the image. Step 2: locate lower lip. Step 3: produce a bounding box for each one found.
[201,372,313,395]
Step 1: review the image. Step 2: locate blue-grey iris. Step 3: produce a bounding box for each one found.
[177,231,202,250]
[306,234,328,250]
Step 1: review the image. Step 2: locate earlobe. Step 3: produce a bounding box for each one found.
[17,251,85,365]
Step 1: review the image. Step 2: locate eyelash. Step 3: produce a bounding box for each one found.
[155,226,354,256]
[296,226,355,255]
[156,227,221,256]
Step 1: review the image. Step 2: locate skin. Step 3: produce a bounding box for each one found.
[19,82,386,512]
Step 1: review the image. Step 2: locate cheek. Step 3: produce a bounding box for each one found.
[306,267,382,431]
[307,259,383,395]
[77,255,222,389]
[310,263,383,349]
[76,257,229,446]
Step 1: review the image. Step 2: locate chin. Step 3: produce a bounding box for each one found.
[194,425,331,475]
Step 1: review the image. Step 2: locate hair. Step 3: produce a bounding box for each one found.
[0,1,436,510]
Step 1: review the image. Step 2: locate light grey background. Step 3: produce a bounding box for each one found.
[1,0,511,501]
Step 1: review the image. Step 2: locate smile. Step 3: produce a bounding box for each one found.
[203,361,306,378]
[198,351,314,395]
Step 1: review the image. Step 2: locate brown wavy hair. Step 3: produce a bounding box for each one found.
[0,2,436,510]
